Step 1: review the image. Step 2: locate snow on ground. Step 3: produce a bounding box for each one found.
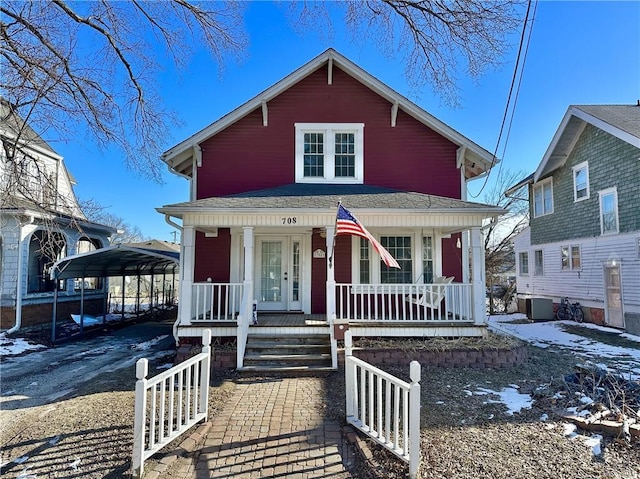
[0,333,45,356]
[488,313,640,376]
[487,313,639,456]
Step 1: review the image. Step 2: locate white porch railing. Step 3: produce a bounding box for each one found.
[192,282,243,321]
[336,282,472,322]
[344,331,421,479]
[132,331,211,478]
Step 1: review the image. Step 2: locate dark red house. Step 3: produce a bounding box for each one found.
[158,49,503,370]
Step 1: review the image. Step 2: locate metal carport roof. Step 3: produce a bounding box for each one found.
[51,244,179,280]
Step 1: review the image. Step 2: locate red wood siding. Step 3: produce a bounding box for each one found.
[197,65,461,198]
[194,229,231,282]
[442,234,463,281]
[311,230,326,313]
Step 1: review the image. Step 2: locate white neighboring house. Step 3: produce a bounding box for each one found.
[506,104,640,334]
[0,100,114,332]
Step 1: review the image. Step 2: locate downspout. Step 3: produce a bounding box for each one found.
[7,215,34,334]
[164,214,183,344]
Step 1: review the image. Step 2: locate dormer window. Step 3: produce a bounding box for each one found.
[295,123,364,183]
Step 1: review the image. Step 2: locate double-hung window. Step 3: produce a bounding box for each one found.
[534,249,544,276]
[380,236,413,283]
[572,162,589,201]
[599,187,619,235]
[518,251,529,275]
[561,245,581,270]
[295,123,364,183]
[533,179,553,217]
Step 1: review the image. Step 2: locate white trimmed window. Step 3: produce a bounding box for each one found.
[518,251,529,275]
[380,236,413,283]
[295,123,364,183]
[561,245,581,270]
[533,178,553,217]
[534,249,544,276]
[599,187,619,235]
[572,162,590,201]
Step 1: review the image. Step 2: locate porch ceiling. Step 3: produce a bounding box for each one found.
[158,184,504,230]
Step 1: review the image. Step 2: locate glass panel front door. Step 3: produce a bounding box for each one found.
[255,236,303,311]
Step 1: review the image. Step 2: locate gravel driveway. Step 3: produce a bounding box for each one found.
[1,317,639,479]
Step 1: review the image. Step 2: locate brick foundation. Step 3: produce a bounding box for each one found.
[338,345,528,369]
[0,299,104,329]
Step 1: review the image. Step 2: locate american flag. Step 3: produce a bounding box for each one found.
[335,204,400,269]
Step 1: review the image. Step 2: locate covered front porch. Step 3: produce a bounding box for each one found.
[159,185,502,370]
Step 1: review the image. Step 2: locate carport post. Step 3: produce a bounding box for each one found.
[102,278,108,326]
[51,281,59,343]
[80,277,85,336]
[150,272,154,311]
[136,273,141,317]
[121,274,126,321]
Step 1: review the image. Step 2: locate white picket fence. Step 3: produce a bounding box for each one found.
[344,331,421,479]
[132,331,212,478]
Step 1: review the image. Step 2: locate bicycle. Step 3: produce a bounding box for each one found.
[555,297,584,322]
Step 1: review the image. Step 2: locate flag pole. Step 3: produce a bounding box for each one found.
[329,200,341,268]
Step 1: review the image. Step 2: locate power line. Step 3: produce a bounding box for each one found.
[470,0,536,199]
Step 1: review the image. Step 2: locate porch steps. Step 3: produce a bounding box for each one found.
[240,333,333,373]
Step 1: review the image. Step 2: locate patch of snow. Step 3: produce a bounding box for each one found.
[14,456,29,464]
[563,423,577,438]
[16,468,37,479]
[475,387,533,415]
[583,434,603,456]
[48,435,61,446]
[131,335,169,351]
[70,458,81,470]
[0,333,45,356]
[155,363,173,370]
[435,400,445,404]
[540,413,548,421]
[463,390,473,396]
[579,395,594,405]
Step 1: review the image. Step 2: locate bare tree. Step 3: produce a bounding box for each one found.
[287,0,526,105]
[2,1,526,182]
[80,199,147,245]
[1,1,248,181]
[480,168,529,313]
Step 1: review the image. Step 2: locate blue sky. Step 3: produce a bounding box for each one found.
[56,1,639,242]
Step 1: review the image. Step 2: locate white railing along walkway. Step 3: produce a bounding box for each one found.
[336,282,472,322]
[132,331,211,478]
[192,282,243,321]
[344,330,421,479]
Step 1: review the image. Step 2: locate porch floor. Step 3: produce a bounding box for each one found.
[254,313,327,327]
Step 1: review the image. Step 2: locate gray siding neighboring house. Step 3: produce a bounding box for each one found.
[507,104,640,334]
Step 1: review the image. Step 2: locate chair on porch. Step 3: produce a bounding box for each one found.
[405,276,454,309]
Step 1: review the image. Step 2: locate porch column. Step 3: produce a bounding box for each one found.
[462,231,470,283]
[470,227,486,325]
[325,226,336,318]
[178,226,195,325]
[243,227,254,320]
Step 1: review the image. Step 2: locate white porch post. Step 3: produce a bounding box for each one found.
[243,227,254,320]
[179,226,195,325]
[325,226,336,318]
[470,227,486,325]
[462,231,470,284]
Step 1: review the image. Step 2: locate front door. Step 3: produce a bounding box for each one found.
[604,263,624,328]
[255,236,302,311]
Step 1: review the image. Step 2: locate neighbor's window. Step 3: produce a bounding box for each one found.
[561,246,570,270]
[561,245,581,270]
[534,249,544,276]
[359,238,370,284]
[380,236,412,283]
[533,178,553,217]
[599,187,619,235]
[518,251,529,275]
[573,162,590,201]
[295,123,364,183]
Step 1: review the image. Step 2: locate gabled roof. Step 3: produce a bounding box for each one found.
[162,48,496,180]
[0,98,60,159]
[533,104,640,182]
[158,183,503,215]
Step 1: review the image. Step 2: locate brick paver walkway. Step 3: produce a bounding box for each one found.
[148,376,354,479]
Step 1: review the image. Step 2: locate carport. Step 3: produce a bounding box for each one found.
[50,243,180,341]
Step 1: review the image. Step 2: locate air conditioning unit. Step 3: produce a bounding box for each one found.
[526,298,553,321]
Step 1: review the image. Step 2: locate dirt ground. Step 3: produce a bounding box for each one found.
[1,324,639,479]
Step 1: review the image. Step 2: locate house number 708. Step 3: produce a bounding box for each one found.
[282,217,297,224]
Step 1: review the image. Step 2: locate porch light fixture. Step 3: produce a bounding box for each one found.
[456,237,461,249]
